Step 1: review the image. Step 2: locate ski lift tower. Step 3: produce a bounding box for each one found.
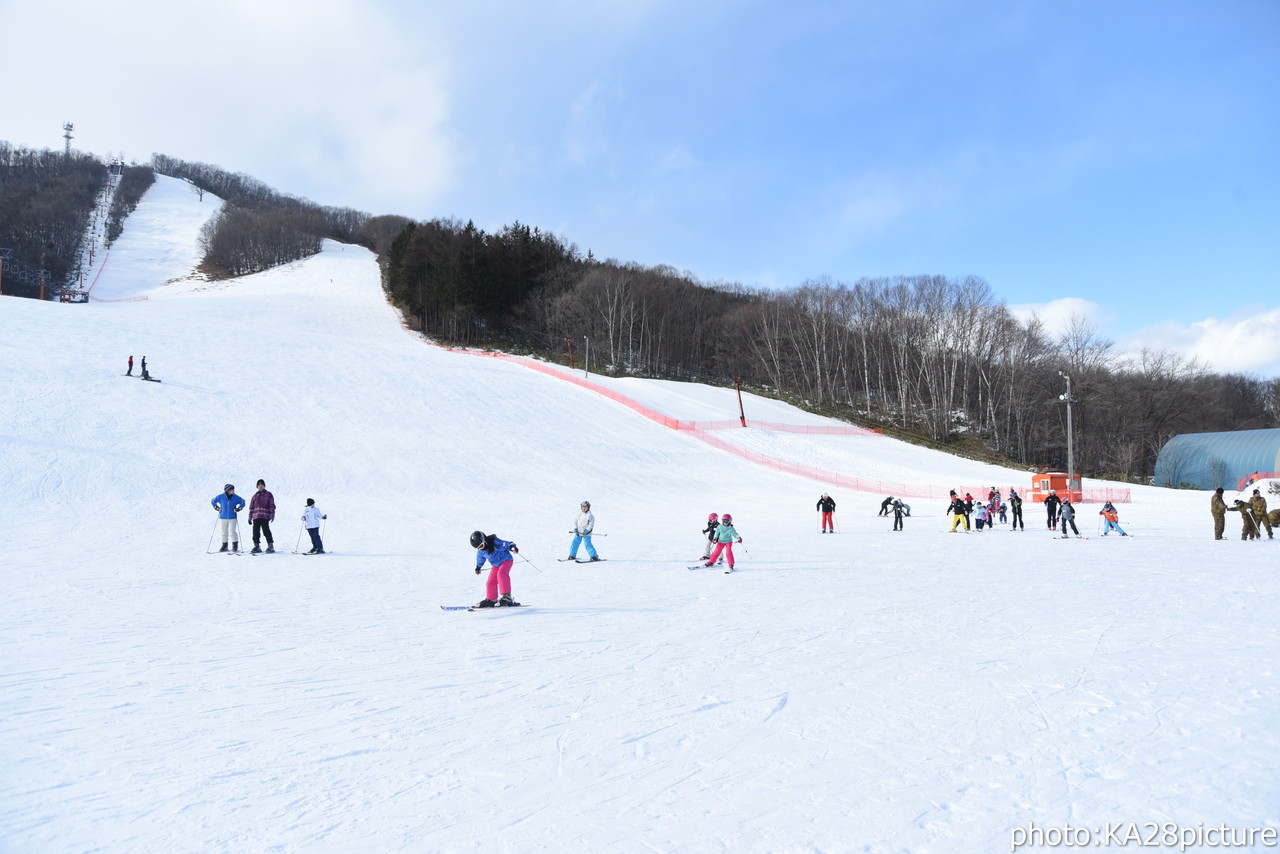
[63,122,74,156]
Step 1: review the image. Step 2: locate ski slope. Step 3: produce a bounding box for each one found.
[1,176,1277,853]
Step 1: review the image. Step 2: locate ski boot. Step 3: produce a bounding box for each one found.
[231,542,239,553]
[588,556,600,562]
[473,598,497,608]
[497,593,520,607]
[219,543,228,552]
[265,545,275,553]
[251,545,262,554]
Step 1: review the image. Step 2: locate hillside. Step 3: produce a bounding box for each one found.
[1,176,1277,852]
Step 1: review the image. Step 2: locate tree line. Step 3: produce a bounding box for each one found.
[0,142,104,297]
[382,217,1279,483]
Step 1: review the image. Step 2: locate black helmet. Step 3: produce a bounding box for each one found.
[469,531,485,548]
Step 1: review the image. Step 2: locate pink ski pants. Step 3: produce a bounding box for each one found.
[484,560,514,600]
[707,541,735,568]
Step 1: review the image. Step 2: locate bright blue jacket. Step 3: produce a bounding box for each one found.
[476,536,518,568]
[212,492,245,519]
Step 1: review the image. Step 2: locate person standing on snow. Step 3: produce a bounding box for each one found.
[701,513,720,562]
[1058,498,1080,538]
[878,496,894,517]
[211,483,246,553]
[948,494,969,532]
[249,479,276,553]
[1044,489,1061,530]
[568,500,600,561]
[126,355,133,376]
[1009,489,1024,531]
[302,498,326,554]
[1211,487,1227,540]
[471,530,520,607]
[1099,502,1129,536]
[975,503,991,531]
[1227,500,1260,541]
[817,493,837,533]
[704,513,743,571]
[891,499,906,531]
[1249,489,1273,539]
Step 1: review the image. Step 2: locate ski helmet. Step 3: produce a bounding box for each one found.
[581,500,591,509]
[721,513,732,524]
[469,530,486,548]
[708,512,719,522]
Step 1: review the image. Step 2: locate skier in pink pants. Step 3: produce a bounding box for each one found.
[470,530,520,608]
[704,513,742,570]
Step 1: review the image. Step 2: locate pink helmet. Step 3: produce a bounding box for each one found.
[708,513,719,522]
[721,513,733,524]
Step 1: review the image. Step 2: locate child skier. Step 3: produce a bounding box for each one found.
[1099,503,1129,536]
[704,513,742,571]
[975,503,991,531]
[470,530,520,607]
[997,503,1008,523]
[211,483,245,552]
[1058,498,1080,538]
[568,500,599,561]
[701,513,720,561]
[302,498,326,554]
[817,493,837,533]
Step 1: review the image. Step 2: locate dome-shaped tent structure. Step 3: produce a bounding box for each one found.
[1154,428,1280,489]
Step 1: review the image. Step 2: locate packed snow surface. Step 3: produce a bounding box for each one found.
[1,176,1277,852]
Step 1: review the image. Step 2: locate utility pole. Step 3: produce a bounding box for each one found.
[1059,371,1076,499]
[62,122,75,156]
[583,335,590,378]
[734,378,747,427]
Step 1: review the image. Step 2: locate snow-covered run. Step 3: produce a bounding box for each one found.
[2,176,1277,853]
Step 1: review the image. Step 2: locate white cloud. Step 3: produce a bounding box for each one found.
[1007,297,1105,338]
[1122,308,1280,377]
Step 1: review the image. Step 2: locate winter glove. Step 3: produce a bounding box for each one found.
[322,515,327,519]
[737,538,743,543]
[510,546,519,554]
[475,565,482,575]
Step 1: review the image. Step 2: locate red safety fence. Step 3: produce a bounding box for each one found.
[1238,472,1277,491]
[436,343,1131,501]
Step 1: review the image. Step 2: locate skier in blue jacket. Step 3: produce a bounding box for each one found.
[211,483,246,552]
[470,530,520,608]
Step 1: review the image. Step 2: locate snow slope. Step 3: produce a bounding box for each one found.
[1,177,1277,853]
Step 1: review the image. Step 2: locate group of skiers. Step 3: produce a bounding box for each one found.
[1211,486,1276,541]
[700,512,744,570]
[947,487,1024,532]
[209,481,326,554]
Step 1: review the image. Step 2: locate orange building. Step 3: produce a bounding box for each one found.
[1029,471,1081,503]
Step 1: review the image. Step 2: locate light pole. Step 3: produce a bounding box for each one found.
[1059,371,1075,498]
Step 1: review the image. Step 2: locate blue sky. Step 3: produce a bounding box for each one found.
[5,0,1278,374]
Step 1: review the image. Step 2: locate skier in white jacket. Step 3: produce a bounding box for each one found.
[567,500,600,561]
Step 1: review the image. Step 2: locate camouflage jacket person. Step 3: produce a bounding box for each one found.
[1211,488,1227,540]
[1249,490,1273,538]
[1226,500,1260,540]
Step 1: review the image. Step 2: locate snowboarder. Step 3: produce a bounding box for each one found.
[1058,498,1080,538]
[471,530,520,607]
[891,499,906,531]
[1249,489,1273,539]
[126,355,133,376]
[1044,489,1061,530]
[701,513,721,561]
[1009,489,1024,531]
[568,500,599,561]
[1226,500,1260,540]
[140,356,149,380]
[948,495,969,532]
[249,479,276,553]
[302,498,326,553]
[1211,487,1227,540]
[1099,503,1129,536]
[878,496,894,517]
[704,513,742,570]
[211,483,245,552]
[817,493,837,533]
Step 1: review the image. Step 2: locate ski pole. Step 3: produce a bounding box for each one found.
[206,519,221,553]
[294,523,305,554]
[518,554,543,573]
